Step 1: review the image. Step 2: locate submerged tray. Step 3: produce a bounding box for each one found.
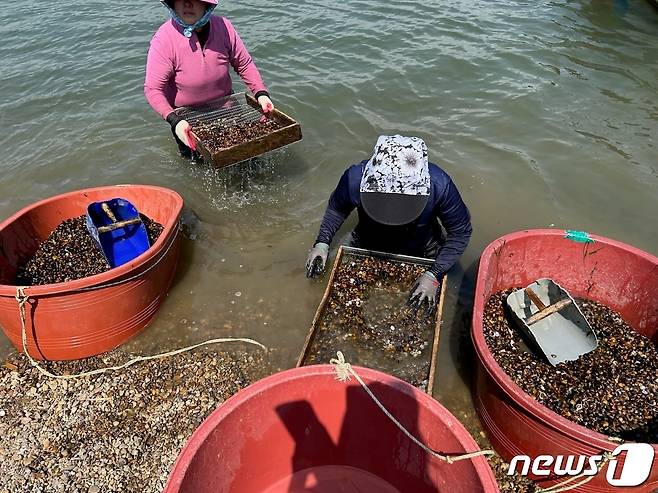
[297,246,446,395]
[175,92,302,168]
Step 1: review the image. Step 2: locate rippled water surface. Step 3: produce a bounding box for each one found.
[1,1,656,418]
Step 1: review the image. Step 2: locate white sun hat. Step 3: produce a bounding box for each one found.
[360,135,430,225]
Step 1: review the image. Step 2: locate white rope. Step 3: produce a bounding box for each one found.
[329,351,495,464]
[15,287,266,380]
[328,346,621,490]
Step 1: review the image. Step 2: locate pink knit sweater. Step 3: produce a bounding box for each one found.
[144,15,268,119]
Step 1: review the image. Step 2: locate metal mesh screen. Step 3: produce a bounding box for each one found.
[174,92,262,127]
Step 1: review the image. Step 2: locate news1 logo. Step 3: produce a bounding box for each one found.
[607,444,654,487]
[508,443,655,487]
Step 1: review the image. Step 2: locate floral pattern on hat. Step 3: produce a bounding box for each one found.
[360,135,430,196]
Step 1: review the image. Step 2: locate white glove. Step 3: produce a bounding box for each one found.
[407,271,441,317]
[306,242,329,278]
[174,119,193,148]
[257,95,274,114]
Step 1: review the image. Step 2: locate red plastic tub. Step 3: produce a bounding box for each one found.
[472,229,658,492]
[0,185,183,361]
[164,365,499,493]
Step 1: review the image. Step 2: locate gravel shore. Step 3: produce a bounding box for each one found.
[0,348,270,493]
[456,405,538,492]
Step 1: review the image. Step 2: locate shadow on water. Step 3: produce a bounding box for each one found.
[448,259,480,392]
[574,0,657,29]
[275,382,431,493]
[613,0,629,17]
[169,235,195,291]
[166,205,202,289]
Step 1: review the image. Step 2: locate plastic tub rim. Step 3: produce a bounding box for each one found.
[0,184,184,297]
[164,364,499,492]
[471,228,658,451]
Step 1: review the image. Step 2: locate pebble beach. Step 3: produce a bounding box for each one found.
[0,348,269,493]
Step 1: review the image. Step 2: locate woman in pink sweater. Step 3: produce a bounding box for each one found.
[145,0,274,157]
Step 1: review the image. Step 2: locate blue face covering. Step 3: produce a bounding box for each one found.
[161,1,217,38]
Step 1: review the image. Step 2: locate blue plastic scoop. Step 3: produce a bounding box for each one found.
[85,198,150,268]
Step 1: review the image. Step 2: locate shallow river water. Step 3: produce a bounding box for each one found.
[1,1,656,425]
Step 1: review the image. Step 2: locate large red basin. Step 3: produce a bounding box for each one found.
[472,229,658,491]
[164,365,499,493]
[0,185,183,360]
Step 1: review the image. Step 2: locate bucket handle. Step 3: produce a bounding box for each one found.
[97,202,142,233]
[524,288,573,326]
[101,202,117,223]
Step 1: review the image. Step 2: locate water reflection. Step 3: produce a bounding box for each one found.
[0,1,656,435]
